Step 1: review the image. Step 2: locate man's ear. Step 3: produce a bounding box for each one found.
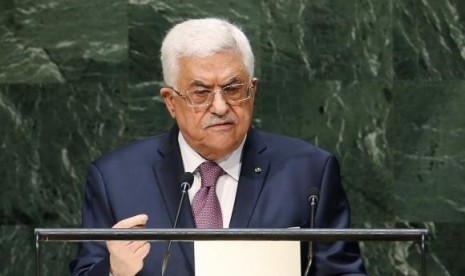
[251,77,258,96]
[160,87,176,118]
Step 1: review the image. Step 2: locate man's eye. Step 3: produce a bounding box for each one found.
[191,89,211,96]
[223,85,242,93]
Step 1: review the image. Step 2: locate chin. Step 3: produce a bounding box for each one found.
[214,143,240,157]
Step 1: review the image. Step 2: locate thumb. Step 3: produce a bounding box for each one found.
[112,214,148,229]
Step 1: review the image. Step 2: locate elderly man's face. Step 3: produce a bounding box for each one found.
[160,50,257,160]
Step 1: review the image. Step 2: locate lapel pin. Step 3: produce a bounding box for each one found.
[254,167,262,173]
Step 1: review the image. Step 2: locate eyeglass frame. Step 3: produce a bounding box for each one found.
[168,80,255,108]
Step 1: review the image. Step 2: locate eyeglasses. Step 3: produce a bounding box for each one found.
[169,82,254,108]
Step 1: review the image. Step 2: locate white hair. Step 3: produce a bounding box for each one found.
[160,18,255,87]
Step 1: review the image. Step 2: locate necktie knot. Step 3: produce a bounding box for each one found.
[199,161,224,188]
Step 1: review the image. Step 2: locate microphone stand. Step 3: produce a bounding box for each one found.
[161,179,192,276]
[304,195,318,276]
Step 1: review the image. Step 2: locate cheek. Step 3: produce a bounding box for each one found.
[178,110,206,133]
[235,105,254,124]
[182,115,197,127]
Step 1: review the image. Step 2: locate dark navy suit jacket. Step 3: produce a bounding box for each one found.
[70,126,366,275]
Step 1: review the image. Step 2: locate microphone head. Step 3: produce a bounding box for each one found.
[308,187,320,202]
[180,172,194,191]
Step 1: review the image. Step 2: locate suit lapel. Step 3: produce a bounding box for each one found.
[152,125,195,272]
[230,128,270,228]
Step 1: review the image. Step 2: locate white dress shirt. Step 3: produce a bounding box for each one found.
[178,132,245,228]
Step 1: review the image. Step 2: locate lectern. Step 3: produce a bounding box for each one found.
[34,228,428,275]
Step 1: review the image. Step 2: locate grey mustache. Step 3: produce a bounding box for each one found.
[202,115,238,128]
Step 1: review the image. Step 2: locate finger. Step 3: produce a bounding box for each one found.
[127,240,147,252]
[112,214,148,229]
[134,242,151,258]
[108,240,146,253]
[107,240,132,248]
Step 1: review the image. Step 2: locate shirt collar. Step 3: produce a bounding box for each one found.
[178,132,246,181]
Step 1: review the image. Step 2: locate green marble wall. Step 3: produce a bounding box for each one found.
[1,0,464,275]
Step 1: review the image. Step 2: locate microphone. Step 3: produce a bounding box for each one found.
[161,172,194,276]
[304,187,320,276]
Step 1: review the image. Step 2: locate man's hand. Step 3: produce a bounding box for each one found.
[107,214,150,276]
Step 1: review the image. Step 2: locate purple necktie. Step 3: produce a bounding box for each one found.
[192,161,224,228]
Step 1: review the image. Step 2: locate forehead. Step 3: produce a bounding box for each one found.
[177,51,249,85]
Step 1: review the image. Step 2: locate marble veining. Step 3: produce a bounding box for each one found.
[1,0,465,274]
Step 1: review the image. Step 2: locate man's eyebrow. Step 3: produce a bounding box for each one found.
[189,77,243,87]
[223,77,240,86]
[190,80,211,87]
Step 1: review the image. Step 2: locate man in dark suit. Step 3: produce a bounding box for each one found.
[70,18,366,275]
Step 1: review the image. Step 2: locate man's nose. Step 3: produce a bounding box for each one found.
[209,91,229,115]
